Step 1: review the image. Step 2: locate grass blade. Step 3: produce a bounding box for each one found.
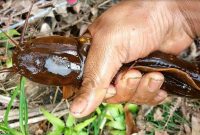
[4,86,19,127]
[74,115,96,132]
[0,123,23,135]
[19,77,28,135]
[40,108,65,133]
[66,113,76,127]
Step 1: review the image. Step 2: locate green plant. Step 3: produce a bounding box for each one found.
[19,77,28,135]
[0,29,20,68]
[145,102,188,134]
[41,108,94,135]
[0,77,28,135]
[41,103,138,135]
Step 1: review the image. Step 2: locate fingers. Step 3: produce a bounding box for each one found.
[130,72,167,105]
[149,90,168,105]
[70,30,123,118]
[70,86,107,118]
[105,69,142,103]
[105,70,167,105]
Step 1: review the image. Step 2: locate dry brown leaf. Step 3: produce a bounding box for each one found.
[53,0,68,15]
[11,0,32,16]
[132,130,145,135]
[0,72,9,81]
[183,123,191,135]
[153,108,163,121]
[73,2,82,13]
[91,7,98,15]
[62,84,79,99]
[192,115,200,135]
[124,104,139,135]
[155,131,169,135]
[79,24,89,36]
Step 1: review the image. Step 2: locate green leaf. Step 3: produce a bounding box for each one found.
[109,130,126,135]
[0,29,20,40]
[6,58,13,68]
[127,103,138,113]
[48,129,63,135]
[106,121,125,130]
[7,29,20,37]
[64,128,74,135]
[0,29,20,50]
[104,114,114,121]
[74,115,96,132]
[66,113,75,127]
[5,42,15,49]
[95,107,101,115]
[4,86,19,127]
[106,104,124,118]
[78,131,88,135]
[93,110,107,135]
[40,108,65,132]
[64,128,88,135]
[114,115,124,123]
[19,77,28,135]
[0,124,23,135]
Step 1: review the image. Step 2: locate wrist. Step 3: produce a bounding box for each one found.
[175,1,200,37]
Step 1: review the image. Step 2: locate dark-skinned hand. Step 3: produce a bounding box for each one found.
[70,0,200,118]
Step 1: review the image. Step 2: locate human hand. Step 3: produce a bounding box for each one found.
[70,0,199,118]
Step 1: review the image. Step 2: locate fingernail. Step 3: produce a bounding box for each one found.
[155,91,167,101]
[127,77,140,89]
[148,78,163,92]
[70,97,88,114]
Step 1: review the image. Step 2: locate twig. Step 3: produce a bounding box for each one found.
[32,88,49,101]
[0,103,68,122]
[60,13,89,30]
[9,109,69,128]
[0,95,19,107]
[51,99,66,113]
[0,1,68,33]
[98,0,112,8]
[52,86,59,104]
[5,86,17,92]
[164,97,182,129]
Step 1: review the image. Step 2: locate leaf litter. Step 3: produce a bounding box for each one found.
[0,0,200,135]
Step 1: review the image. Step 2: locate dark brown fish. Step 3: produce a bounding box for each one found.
[12,36,83,86]
[9,35,200,98]
[132,51,200,98]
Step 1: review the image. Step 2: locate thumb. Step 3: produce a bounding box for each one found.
[70,32,122,118]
